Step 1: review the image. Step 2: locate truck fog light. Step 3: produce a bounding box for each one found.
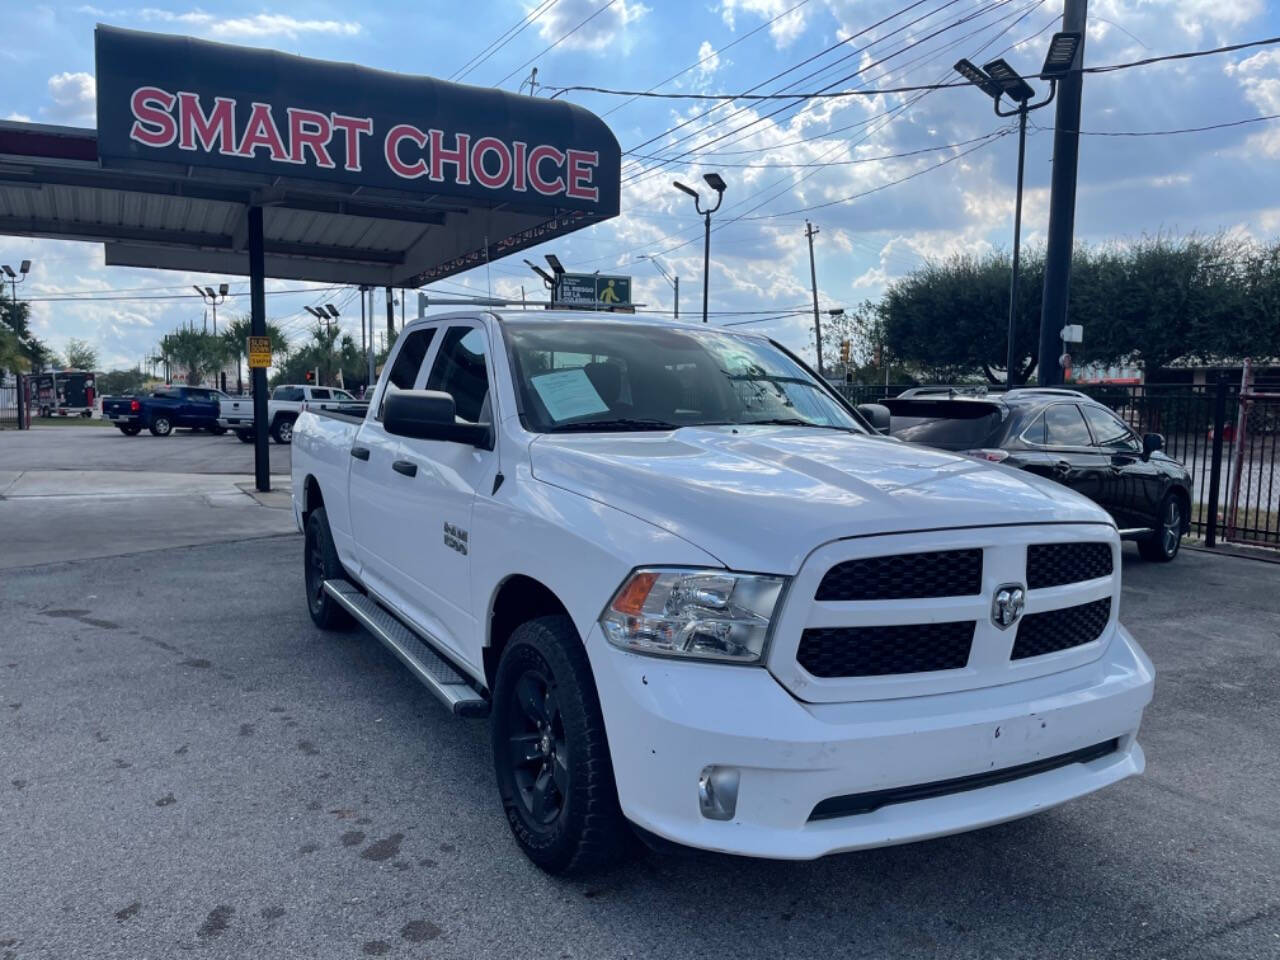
[698,765,740,821]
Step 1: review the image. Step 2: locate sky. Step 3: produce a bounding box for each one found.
[2,0,1278,372]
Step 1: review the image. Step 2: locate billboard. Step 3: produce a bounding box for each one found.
[557,274,631,307]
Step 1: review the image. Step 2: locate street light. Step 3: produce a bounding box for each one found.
[953,32,1079,387]
[1,259,31,304]
[193,283,230,335]
[672,172,726,323]
[524,258,557,305]
[639,255,679,319]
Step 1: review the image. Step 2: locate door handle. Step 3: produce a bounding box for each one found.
[392,459,418,477]
[1054,460,1072,476]
[350,446,370,461]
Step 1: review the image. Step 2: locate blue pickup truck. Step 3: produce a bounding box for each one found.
[102,386,228,436]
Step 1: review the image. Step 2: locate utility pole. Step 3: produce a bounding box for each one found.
[385,286,395,346]
[805,220,824,378]
[1038,0,1087,385]
[366,287,375,389]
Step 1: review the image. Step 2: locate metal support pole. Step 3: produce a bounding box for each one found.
[701,211,711,324]
[1007,106,1027,386]
[673,276,679,320]
[385,286,395,344]
[248,206,270,493]
[1038,0,1087,386]
[806,220,824,378]
[366,287,375,388]
[1205,375,1228,548]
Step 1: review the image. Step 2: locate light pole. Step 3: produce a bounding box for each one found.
[524,258,557,305]
[673,173,726,323]
[305,304,341,386]
[639,255,679,319]
[194,283,229,335]
[954,31,1080,388]
[2,259,31,304]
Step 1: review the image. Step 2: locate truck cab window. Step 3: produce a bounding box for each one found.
[426,326,490,424]
[377,327,437,420]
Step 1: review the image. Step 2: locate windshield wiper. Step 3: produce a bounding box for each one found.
[548,418,682,433]
[741,417,857,432]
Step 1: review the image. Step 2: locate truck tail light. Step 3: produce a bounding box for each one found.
[963,448,1009,462]
[130,399,140,412]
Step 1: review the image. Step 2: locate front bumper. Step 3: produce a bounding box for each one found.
[587,622,1153,860]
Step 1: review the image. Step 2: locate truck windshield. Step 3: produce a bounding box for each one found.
[504,320,863,434]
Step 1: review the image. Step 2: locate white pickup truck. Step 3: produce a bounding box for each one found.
[219,384,361,443]
[290,310,1154,876]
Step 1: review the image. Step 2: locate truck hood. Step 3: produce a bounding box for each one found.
[529,426,1111,573]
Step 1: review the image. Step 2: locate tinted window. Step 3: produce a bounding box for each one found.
[378,327,437,420]
[273,387,304,402]
[310,388,331,400]
[505,321,861,433]
[886,401,1003,450]
[1081,404,1140,452]
[427,326,490,423]
[1043,404,1092,446]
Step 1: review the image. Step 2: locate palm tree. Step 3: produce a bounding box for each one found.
[158,329,227,385]
[221,315,287,394]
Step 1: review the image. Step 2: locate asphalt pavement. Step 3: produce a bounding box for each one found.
[1,538,1278,958]
[1,424,1278,959]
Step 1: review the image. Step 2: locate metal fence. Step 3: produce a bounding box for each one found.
[835,378,1277,548]
[0,374,21,429]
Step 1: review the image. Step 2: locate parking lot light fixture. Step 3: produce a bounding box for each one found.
[982,58,1037,103]
[673,174,726,323]
[1040,32,1082,79]
[19,260,31,275]
[2,265,15,279]
[953,58,1003,101]
[325,304,340,319]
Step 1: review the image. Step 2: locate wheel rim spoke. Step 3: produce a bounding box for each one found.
[515,673,547,724]
[530,767,556,822]
[509,732,542,766]
[551,751,569,796]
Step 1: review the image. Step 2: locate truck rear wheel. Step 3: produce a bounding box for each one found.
[304,507,353,631]
[149,415,173,437]
[117,424,141,436]
[236,430,254,443]
[491,616,630,875]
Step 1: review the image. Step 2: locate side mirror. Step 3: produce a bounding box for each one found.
[1142,432,1163,458]
[384,389,493,449]
[856,402,892,435]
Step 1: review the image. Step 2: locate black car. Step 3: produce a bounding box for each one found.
[882,388,1193,562]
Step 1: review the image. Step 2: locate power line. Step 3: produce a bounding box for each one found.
[450,0,559,82]
[494,0,620,88]
[1032,113,1280,137]
[545,34,1280,101]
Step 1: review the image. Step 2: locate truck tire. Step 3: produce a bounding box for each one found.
[117,424,141,436]
[149,414,173,437]
[208,425,228,435]
[271,416,294,444]
[304,507,354,631]
[491,616,630,875]
[236,430,254,443]
[1138,492,1184,562]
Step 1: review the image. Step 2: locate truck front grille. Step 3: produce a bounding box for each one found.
[797,621,975,678]
[815,548,982,602]
[1012,597,1112,660]
[1026,541,1112,588]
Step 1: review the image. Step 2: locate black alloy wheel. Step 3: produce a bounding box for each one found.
[303,507,353,630]
[506,667,570,827]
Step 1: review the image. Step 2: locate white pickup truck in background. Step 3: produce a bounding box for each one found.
[219,384,362,443]
[290,310,1154,876]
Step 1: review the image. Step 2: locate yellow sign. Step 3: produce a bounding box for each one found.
[247,336,272,369]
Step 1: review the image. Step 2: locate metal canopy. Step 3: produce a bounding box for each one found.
[0,26,622,492]
[0,26,621,286]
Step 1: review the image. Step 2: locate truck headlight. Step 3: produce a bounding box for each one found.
[600,568,785,664]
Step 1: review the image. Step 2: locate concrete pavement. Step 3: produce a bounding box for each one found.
[0,424,292,475]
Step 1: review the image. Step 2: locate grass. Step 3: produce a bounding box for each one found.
[1192,502,1279,546]
[30,416,116,428]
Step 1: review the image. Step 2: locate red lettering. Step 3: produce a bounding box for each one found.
[470,137,513,190]
[237,102,288,161]
[177,92,235,154]
[331,114,374,172]
[385,124,428,179]
[527,145,565,196]
[565,149,599,201]
[512,141,528,192]
[429,129,471,185]
[129,86,177,148]
[287,108,335,168]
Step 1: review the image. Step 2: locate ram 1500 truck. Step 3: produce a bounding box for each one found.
[291,310,1155,876]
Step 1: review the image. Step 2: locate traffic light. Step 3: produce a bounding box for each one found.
[840,339,851,364]
[304,370,314,383]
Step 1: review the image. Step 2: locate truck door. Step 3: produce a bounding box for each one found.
[386,322,498,672]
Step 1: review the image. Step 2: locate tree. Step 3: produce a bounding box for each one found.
[0,324,29,376]
[64,337,99,371]
[1,293,57,371]
[157,329,227,385]
[97,368,148,396]
[221,315,287,394]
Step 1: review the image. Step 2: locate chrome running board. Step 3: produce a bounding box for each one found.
[323,579,489,718]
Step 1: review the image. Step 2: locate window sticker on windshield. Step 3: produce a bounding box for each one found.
[530,368,610,422]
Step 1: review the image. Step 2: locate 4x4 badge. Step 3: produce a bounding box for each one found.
[991,583,1025,629]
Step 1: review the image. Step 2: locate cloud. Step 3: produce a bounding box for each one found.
[532,0,649,54]
[45,72,96,125]
[5,112,32,122]
[697,40,720,78]
[97,9,363,40]
[719,0,808,48]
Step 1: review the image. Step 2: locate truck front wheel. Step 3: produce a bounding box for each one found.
[304,507,353,631]
[149,415,173,437]
[272,417,294,444]
[491,616,631,875]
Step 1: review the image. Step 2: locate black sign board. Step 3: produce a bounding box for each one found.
[558,273,631,307]
[94,25,620,218]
